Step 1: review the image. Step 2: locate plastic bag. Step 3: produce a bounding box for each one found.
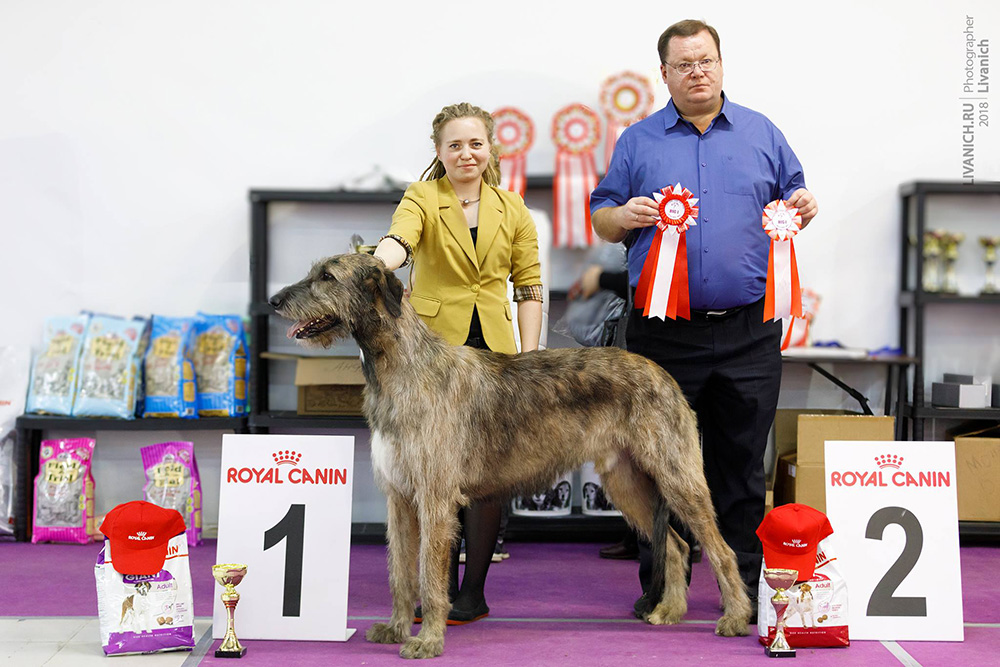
[141,442,202,546]
[554,290,626,348]
[32,438,96,544]
[193,313,247,417]
[142,316,198,418]
[72,315,150,419]
[26,315,90,416]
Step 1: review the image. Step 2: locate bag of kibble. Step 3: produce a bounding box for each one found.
[26,314,90,416]
[32,437,97,544]
[141,441,202,546]
[72,315,150,419]
[142,316,197,419]
[192,313,247,417]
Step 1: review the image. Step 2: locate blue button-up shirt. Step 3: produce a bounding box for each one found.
[590,94,806,310]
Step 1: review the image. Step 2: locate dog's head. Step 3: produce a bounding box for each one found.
[269,253,405,349]
[135,581,152,595]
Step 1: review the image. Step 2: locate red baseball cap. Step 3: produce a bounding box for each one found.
[100,501,187,575]
[756,503,833,580]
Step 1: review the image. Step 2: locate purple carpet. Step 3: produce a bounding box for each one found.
[1,540,997,665]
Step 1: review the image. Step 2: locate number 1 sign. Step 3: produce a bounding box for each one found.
[213,434,356,641]
[825,441,964,641]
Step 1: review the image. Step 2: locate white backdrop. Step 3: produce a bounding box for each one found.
[2,1,998,525]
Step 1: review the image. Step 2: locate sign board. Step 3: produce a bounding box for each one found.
[213,434,356,641]
[825,440,963,641]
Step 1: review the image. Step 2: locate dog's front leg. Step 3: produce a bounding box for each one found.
[367,491,420,645]
[399,497,457,659]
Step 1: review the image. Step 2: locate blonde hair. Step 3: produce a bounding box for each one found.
[420,102,502,187]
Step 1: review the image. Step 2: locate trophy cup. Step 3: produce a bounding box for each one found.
[763,568,799,658]
[921,230,943,292]
[941,231,965,293]
[980,236,1000,294]
[349,234,379,255]
[213,564,248,658]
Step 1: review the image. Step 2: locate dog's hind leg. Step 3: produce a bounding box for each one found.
[366,491,419,645]
[399,494,459,659]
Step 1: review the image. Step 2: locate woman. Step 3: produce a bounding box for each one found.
[373,102,543,624]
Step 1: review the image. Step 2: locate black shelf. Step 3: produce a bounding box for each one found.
[899,181,1000,197]
[900,291,1000,306]
[249,411,368,430]
[905,404,1000,420]
[15,414,247,432]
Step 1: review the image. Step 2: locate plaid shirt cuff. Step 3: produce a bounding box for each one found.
[513,284,544,303]
[380,234,413,268]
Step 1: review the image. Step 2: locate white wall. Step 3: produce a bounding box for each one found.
[3,1,999,526]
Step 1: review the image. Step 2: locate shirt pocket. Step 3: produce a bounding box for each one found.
[722,154,756,196]
[409,294,442,317]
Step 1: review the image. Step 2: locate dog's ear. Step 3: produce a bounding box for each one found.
[362,265,404,318]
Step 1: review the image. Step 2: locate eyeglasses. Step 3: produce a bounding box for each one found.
[665,58,719,76]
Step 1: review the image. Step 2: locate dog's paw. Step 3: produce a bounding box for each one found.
[714,614,750,637]
[399,635,444,659]
[645,601,685,626]
[366,622,408,644]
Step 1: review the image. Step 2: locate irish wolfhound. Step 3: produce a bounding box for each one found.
[270,253,751,659]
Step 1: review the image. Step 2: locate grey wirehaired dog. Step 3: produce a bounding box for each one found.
[269,253,751,659]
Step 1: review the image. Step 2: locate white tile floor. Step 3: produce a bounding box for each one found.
[0,617,212,666]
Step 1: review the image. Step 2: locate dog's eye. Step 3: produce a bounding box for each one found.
[321,272,335,281]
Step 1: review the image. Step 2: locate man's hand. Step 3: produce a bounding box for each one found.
[567,265,603,300]
[593,196,660,242]
[787,188,818,228]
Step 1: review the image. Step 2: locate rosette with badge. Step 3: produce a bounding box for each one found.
[492,107,534,198]
[551,103,601,248]
[762,200,803,322]
[635,184,698,320]
[599,71,654,171]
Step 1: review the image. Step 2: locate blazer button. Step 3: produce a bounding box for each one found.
[471,284,480,292]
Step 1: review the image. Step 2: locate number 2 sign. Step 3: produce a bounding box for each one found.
[825,441,964,641]
[213,434,356,641]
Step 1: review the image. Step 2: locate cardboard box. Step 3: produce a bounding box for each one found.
[262,353,365,416]
[773,453,828,513]
[932,382,989,409]
[796,414,895,466]
[954,437,1000,521]
[943,373,992,404]
[770,409,855,487]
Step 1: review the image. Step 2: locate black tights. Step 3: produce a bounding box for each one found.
[447,499,502,612]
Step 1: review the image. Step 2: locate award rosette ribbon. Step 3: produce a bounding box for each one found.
[635,184,699,320]
[551,103,601,248]
[781,288,820,350]
[599,71,654,171]
[492,107,534,199]
[762,200,803,322]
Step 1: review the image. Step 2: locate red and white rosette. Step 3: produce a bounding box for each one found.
[635,184,699,320]
[781,288,820,350]
[492,107,534,198]
[762,199,803,322]
[552,103,601,248]
[599,71,655,171]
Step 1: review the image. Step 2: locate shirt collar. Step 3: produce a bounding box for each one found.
[662,92,734,132]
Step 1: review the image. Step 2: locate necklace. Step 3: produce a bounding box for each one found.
[461,198,480,207]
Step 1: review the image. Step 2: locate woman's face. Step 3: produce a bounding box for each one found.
[436,117,491,187]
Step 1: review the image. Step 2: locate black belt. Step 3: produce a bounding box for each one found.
[688,303,751,321]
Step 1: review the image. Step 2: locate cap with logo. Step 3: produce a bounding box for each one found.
[99,500,187,575]
[755,503,834,580]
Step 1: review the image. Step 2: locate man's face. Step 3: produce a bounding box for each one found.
[660,30,723,112]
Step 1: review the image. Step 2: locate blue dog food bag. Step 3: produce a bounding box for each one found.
[192,313,247,417]
[142,316,197,419]
[71,315,150,419]
[26,314,91,416]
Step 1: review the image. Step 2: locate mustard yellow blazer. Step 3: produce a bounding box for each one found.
[387,177,541,354]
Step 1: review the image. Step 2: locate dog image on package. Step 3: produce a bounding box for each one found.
[95,501,194,656]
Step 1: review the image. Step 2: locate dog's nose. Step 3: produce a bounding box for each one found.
[268,294,284,310]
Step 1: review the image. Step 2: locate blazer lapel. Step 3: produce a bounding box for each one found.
[475,183,503,267]
[437,178,477,267]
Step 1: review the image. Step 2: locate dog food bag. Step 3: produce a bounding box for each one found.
[32,438,96,544]
[142,316,198,418]
[0,430,16,536]
[141,441,202,546]
[758,535,850,648]
[26,315,90,416]
[95,533,195,655]
[193,313,247,417]
[72,315,150,419]
[0,345,31,535]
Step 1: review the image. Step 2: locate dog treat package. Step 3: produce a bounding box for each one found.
[72,315,151,419]
[579,462,622,516]
[26,314,90,416]
[141,441,202,546]
[757,536,850,648]
[192,313,247,417]
[32,438,97,544]
[511,472,573,517]
[142,316,198,419]
[95,533,195,655]
[0,346,32,535]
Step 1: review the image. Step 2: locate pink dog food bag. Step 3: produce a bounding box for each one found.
[140,441,202,546]
[32,438,96,544]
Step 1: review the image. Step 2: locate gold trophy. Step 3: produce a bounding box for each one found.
[213,564,248,658]
[941,231,965,293]
[921,230,943,292]
[349,234,379,255]
[763,568,798,658]
[980,236,1000,294]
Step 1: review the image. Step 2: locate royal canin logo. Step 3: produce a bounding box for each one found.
[226,451,348,486]
[830,454,950,488]
[128,531,155,541]
[272,450,302,466]
[782,538,808,549]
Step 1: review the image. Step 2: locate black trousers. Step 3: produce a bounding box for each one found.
[627,297,782,594]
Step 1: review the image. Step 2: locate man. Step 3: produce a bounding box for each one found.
[591,19,818,617]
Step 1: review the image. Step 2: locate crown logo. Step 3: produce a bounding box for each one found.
[272,450,302,466]
[136,531,147,537]
[875,454,904,469]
